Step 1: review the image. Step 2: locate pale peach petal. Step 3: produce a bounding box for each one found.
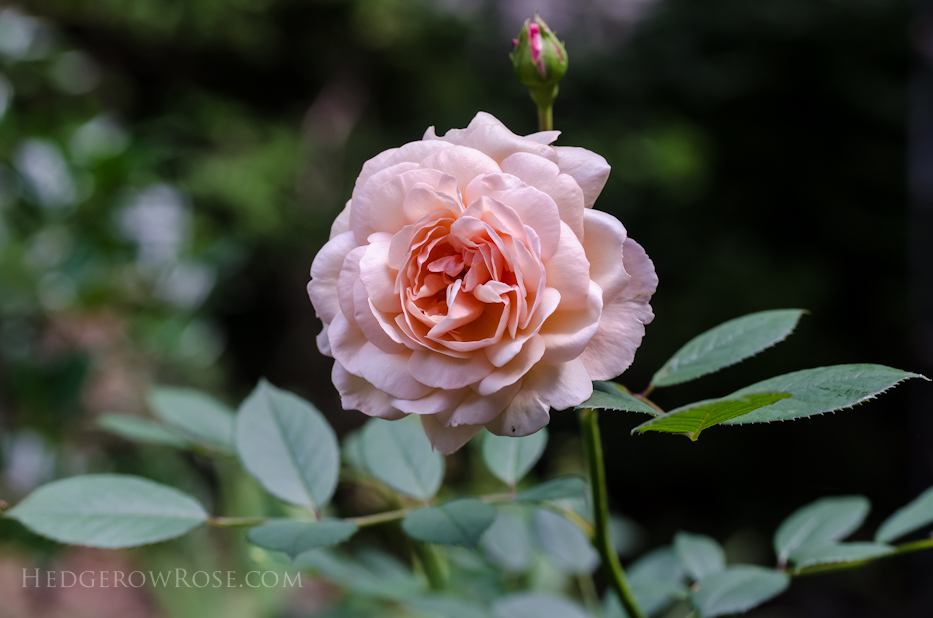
[330,200,352,239]
[540,280,603,363]
[427,279,485,338]
[420,146,501,196]
[477,335,545,396]
[336,247,366,332]
[356,342,432,400]
[316,322,331,357]
[448,379,523,427]
[409,348,494,389]
[484,287,561,367]
[462,124,559,164]
[380,139,453,168]
[402,184,463,222]
[523,130,561,145]
[555,146,611,209]
[308,231,357,324]
[463,174,561,261]
[352,280,407,353]
[500,152,585,240]
[355,148,399,190]
[332,362,407,420]
[582,209,630,304]
[578,239,657,380]
[390,387,470,415]
[328,311,367,376]
[351,165,444,243]
[421,414,483,454]
[544,222,591,310]
[485,358,592,437]
[359,240,401,314]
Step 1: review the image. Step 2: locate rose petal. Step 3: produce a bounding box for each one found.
[308,231,357,324]
[578,239,657,380]
[409,348,494,389]
[330,200,352,239]
[555,146,611,209]
[420,146,501,196]
[332,362,407,420]
[462,124,559,164]
[485,358,592,437]
[448,379,523,427]
[356,343,432,400]
[539,280,603,364]
[390,387,470,415]
[463,174,561,261]
[420,414,483,454]
[523,130,561,145]
[477,334,545,396]
[484,287,561,367]
[543,221,591,310]
[328,311,367,376]
[351,165,445,243]
[582,209,630,304]
[359,239,402,314]
[500,152,585,240]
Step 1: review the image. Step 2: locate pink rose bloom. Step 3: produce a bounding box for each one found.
[308,112,657,453]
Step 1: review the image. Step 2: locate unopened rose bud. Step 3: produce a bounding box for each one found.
[510,14,568,130]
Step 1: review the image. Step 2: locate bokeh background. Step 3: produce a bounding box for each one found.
[0,0,931,616]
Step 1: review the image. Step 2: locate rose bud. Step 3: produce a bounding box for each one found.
[511,15,568,88]
[511,15,568,131]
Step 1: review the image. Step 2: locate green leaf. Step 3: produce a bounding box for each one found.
[96,414,190,448]
[294,548,423,600]
[674,532,726,581]
[6,474,207,548]
[633,393,790,440]
[790,542,894,568]
[147,386,235,450]
[625,548,688,616]
[235,380,340,510]
[532,508,598,574]
[342,429,368,472]
[628,547,685,585]
[481,507,534,573]
[773,496,870,564]
[402,499,496,547]
[482,428,548,487]
[604,583,689,618]
[723,364,927,424]
[876,486,933,543]
[362,417,444,500]
[652,309,805,387]
[610,514,644,558]
[515,476,587,502]
[692,566,789,617]
[576,382,660,416]
[408,596,491,618]
[492,593,590,618]
[247,519,358,560]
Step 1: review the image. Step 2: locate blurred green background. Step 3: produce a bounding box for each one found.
[0,0,931,616]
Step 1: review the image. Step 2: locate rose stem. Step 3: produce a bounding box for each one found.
[538,104,553,132]
[579,407,646,618]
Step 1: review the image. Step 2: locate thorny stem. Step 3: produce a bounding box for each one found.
[580,408,646,618]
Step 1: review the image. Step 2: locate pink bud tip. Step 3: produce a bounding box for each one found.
[528,23,545,76]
